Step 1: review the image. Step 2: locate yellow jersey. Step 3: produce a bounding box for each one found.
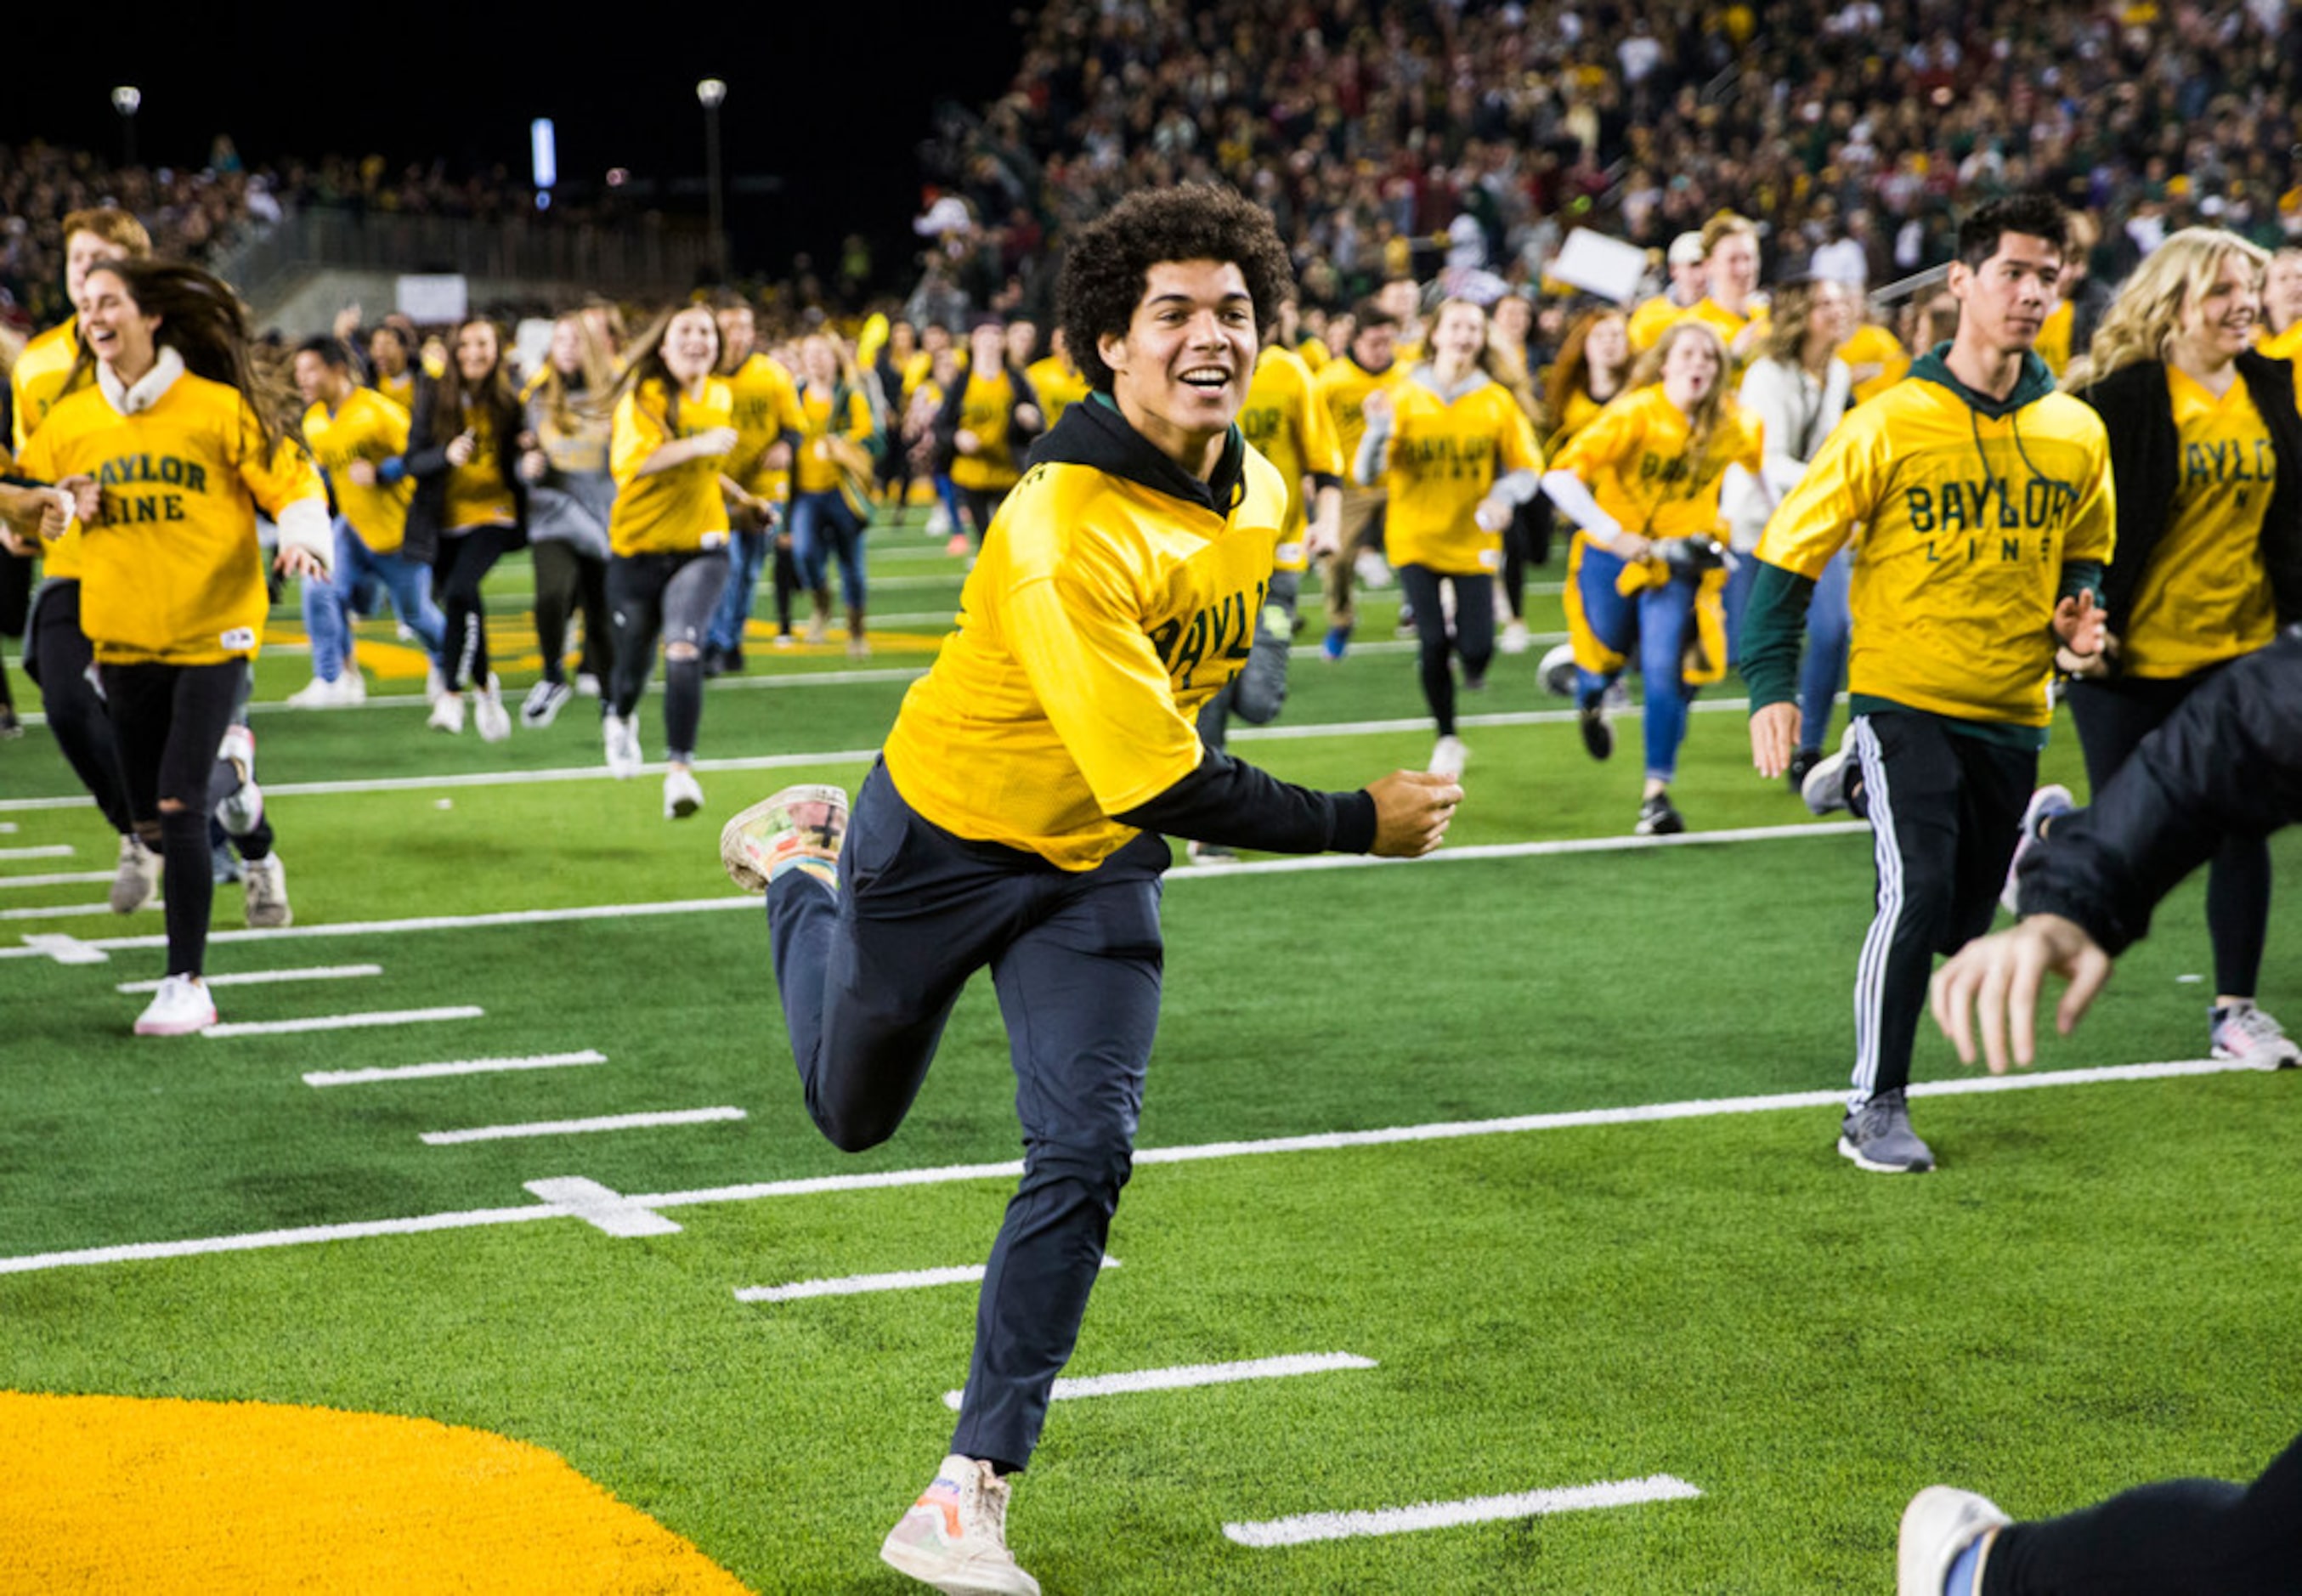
[606,376,736,557]
[11,318,86,454]
[302,389,414,553]
[20,371,324,665]
[1373,373,1543,574]
[883,399,1290,871]
[723,354,806,501]
[375,368,417,413]
[1238,346,1344,569]
[1025,354,1090,431]
[1842,321,1910,408]
[1626,294,1690,353]
[794,383,876,497]
[1312,355,1399,489]
[1758,354,2115,727]
[1552,385,1762,543]
[2258,321,2302,362]
[949,369,1027,492]
[2117,366,2289,677]
[443,404,518,532]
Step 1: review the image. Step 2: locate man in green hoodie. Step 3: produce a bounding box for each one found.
[1740,193,2116,1175]
[718,183,1462,1596]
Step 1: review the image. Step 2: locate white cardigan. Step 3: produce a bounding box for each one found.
[1733,354,1852,552]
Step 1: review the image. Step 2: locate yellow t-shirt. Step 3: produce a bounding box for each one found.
[303,389,414,553]
[606,376,736,556]
[443,404,518,532]
[1757,369,2116,727]
[1375,373,1543,574]
[2034,300,2075,377]
[882,439,1291,871]
[793,384,876,497]
[1025,355,1090,431]
[19,372,324,665]
[1626,294,1688,354]
[723,354,806,501]
[950,370,1024,492]
[1312,356,1399,487]
[11,318,85,455]
[375,368,417,413]
[1552,385,1762,543]
[1841,322,1911,408]
[2118,367,2287,677]
[2257,321,2302,362]
[1238,346,1344,569]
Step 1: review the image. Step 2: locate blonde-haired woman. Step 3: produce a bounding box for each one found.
[1356,297,1544,777]
[2057,226,2302,1065]
[518,312,619,726]
[1541,319,1764,835]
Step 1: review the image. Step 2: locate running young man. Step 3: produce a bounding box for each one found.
[1743,193,2116,1174]
[720,184,1461,1596]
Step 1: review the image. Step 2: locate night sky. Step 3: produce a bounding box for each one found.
[3,6,1028,283]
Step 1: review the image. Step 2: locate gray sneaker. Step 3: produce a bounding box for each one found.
[1839,1088,1934,1173]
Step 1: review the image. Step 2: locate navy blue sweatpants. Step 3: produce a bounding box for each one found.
[768,760,1168,1471]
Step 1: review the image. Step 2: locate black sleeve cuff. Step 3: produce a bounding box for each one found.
[1116,749,1379,855]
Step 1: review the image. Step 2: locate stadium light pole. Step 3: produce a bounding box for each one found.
[697,78,728,280]
[110,86,141,168]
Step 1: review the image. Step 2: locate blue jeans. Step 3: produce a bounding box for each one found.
[767,761,1168,1471]
[303,519,447,681]
[791,490,867,609]
[1575,544,1700,782]
[705,529,772,654]
[1796,548,1853,756]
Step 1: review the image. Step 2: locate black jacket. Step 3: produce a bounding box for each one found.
[2018,630,2302,951]
[2074,353,2302,656]
[398,376,529,564]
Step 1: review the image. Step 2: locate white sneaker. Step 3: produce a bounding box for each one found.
[286,676,344,709]
[574,671,602,699]
[880,1455,1040,1596]
[134,974,218,1036]
[338,671,367,705]
[720,784,848,892]
[663,767,704,820]
[521,678,574,729]
[241,853,292,928]
[925,502,954,538]
[216,777,265,838]
[2211,1001,2302,1069]
[428,692,467,734]
[1500,618,1531,655]
[1430,734,1469,778]
[111,832,161,914]
[1186,840,1240,867]
[472,676,512,743]
[1354,548,1392,588]
[1537,642,1577,699]
[847,633,872,660]
[805,612,829,645]
[425,664,447,705]
[1896,1486,2008,1596]
[602,711,643,778]
[1801,723,1861,817]
[1999,784,2074,916]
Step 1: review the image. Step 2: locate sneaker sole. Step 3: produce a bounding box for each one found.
[1837,1135,1934,1174]
[2211,1042,2302,1070]
[135,1014,217,1037]
[880,1537,1041,1596]
[718,784,849,892]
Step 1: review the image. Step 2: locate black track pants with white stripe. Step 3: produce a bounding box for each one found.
[1848,710,2035,1108]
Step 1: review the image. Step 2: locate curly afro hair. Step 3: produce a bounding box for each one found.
[1057,183,1296,393]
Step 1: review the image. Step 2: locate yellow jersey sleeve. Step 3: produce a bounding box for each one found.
[11,320,84,454]
[606,378,734,554]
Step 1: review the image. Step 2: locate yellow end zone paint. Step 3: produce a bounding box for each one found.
[0,1392,754,1594]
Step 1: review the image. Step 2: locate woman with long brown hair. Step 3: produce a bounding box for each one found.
[405,315,526,740]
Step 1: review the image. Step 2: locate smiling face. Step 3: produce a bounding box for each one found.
[661,307,720,388]
[454,321,501,384]
[2173,252,2261,367]
[78,266,161,384]
[1098,258,1258,476]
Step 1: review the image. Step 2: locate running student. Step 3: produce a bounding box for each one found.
[719,183,1460,1596]
[1908,630,2302,1596]
[2053,226,2302,1067]
[1358,296,1543,778]
[599,305,738,819]
[17,259,330,1034]
[1744,193,2116,1174]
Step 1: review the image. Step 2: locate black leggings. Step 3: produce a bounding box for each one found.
[103,659,246,979]
[1502,497,1553,618]
[26,581,133,835]
[608,548,731,761]
[1395,563,1496,737]
[2068,670,2271,999]
[531,539,610,687]
[433,524,516,691]
[1987,1428,2302,1594]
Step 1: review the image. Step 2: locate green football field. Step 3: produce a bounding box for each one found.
[3,525,2298,1593]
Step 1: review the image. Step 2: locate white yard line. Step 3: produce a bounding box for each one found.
[0,872,114,891]
[1224,1474,1703,1547]
[201,1005,483,1039]
[421,1106,746,1146]
[738,1255,1117,1305]
[0,901,156,922]
[306,1049,607,1087]
[0,1057,2252,1277]
[120,963,383,993]
[942,1351,1374,1412]
[0,844,73,861]
[2,821,1863,962]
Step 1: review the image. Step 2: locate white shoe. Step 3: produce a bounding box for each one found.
[2211,1001,2302,1069]
[805,612,829,645]
[110,832,161,914]
[1354,549,1392,589]
[663,767,704,820]
[847,633,871,660]
[216,776,265,838]
[425,664,447,705]
[880,1455,1040,1596]
[1537,642,1577,699]
[286,676,344,709]
[1430,734,1469,778]
[472,676,512,743]
[1500,618,1531,655]
[925,502,954,538]
[1897,1486,2008,1596]
[338,671,367,705]
[1999,784,2074,916]
[1186,840,1240,867]
[241,853,292,928]
[428,692,467,734]
[1802,723,1860,817]
[574,671,602,699]
[521,678,574,729]
[602,711,643,778]
[134,974,217,1036]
